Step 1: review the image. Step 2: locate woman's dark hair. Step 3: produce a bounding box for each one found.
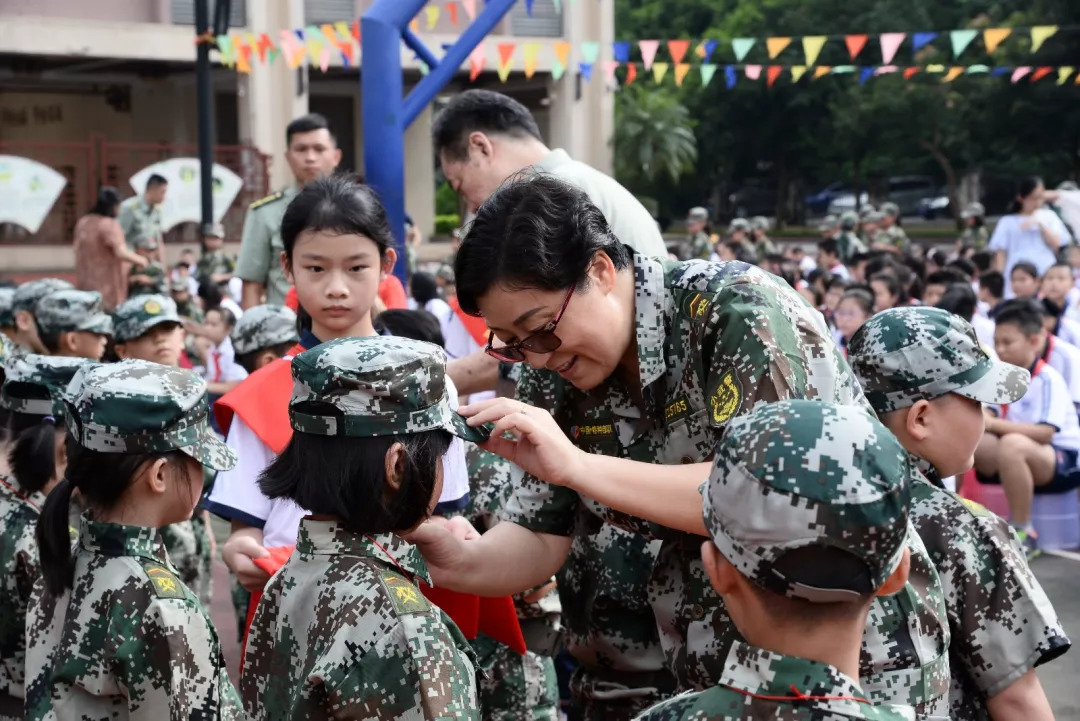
[410,271,440,307]
[807,268,831,290]
[90,187,121,217]
[259,412,452,534]
[38,440,190,596]
[375,309,445,348]
[454,173,631,316]
[6,412,60,495]
[1010,261,1039,281]
[937,282,978,322]
[724,241,759,266]
[840,288,875,316]
[279,175,393,263]
[1007,176,1044,214]
[869,272,903,304]
[928,267,972,287]
[34,323,62,355]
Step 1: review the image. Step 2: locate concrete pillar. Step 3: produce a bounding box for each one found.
[404,103,436,238]
[238,0,308,189]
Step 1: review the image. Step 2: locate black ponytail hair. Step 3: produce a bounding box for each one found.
[7,412,59,495]
[1007,176,1044,215]
[279,175,393,264]
[37,438,190,596]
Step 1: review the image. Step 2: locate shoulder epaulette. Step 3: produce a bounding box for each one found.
[139,560,188,600]
[249,190,286,211]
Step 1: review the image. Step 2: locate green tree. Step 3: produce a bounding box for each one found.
[613,86,699,204]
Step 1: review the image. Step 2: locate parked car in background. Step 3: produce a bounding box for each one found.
[806,182,855,216]
[827,191,871,215]
[918,188,951,219]
[827,175,936,217]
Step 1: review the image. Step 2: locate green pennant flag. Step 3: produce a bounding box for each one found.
[965,64,990,74]
[552,58,566,81]
[950,29,978,58]
[700,63,718,86]
[830,65,856,75]
[732,38,756,62]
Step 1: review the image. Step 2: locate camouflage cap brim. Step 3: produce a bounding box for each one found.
[290,397,491,443]
[178,425,237,471]
[77,312,115,337]
[953,358,1030,406]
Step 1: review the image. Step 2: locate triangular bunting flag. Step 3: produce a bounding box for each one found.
[845,35,869,60]
[950,29,978,58]
[965,64,990,74]
[255,33,272,63]
[410,18,420,34]
[580,41,600,65]
[653,62,669,83]
[1059,67,1075,85]
[613,41,630,64]
[732,38,756,62]
[858,67,874,84]
[697,40,719,63]
[304,26,325,66]
[904,67,920,79]
[237,44,252,73]
[875,65,899,76]
[790,65,807,82]
[802,36,827,66]
[217,35,235,66]
[267,47,280,64]
[990,66,1012,77]
[766,37,791,60]
[1031,26,1058,53]
[333,22,351,43]
[318,47,331,73]
[983,28,1010,53]
[552,58,566,81]
[603,60,619,85]
[745,64,762,80]
[879,33,905,64]
[552,0,561,13]
[766,65,783,87]
[1031,66,1053,82]
[912,32,938,52]
[462,0,477,21]
[626,62,638,85]
[497,42,515,82]
[425,5,440,30]
[522,42,541,79]
[639,40,660,70]
[579,62,594,82]
[447,1,459,27]
[925,64,946,73]
[813,66,832,79]
[340,42,355,67]
[831,66,856,75]
[469,43,486,81]
[674,62,691,86]
[668,40,690,64]
[700,63,718,86]
[1011,66,1032,83]
[553,41,571,69]
[352,19,360,43]
[724,65,737,89]
[943,66,964,82]
[525,0,534,16]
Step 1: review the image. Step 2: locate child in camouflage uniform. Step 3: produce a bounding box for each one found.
[10,279,73,355]
[24,360,242,719]
[634,401,916,721]
[196,222,237,294]
[241,336,483,719]
[0,355,89,719]
[32,289,114,361]
[231,304,299,374]
[127,237,167,297]
[849,306,1069,719]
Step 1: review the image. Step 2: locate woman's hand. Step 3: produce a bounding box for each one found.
[403,516,480,588]
[459,398,590,490]
[221,529,271,592]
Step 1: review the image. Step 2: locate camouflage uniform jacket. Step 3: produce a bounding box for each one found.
[175,298,205,324]
[505,255,864,699]
[241,520,479,720]
[23,515,243,720]
[683,232,712,261]
[632,642,915,721]
[837,232,867,263]
[128,261,167,297]
[0,477,46,707]
[907,455,1070,719]
[960,227,989,250]
[117,197,163,250]
[196,249,237,287]
[884,225,910,253]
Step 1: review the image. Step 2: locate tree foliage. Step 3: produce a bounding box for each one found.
[613,86,698,206]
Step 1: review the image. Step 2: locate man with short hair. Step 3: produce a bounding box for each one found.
[237,113,342,308]
[118,173,168,263]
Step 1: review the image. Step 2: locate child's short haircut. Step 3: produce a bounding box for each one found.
[206,306,237,330]
[1011,261,1040,280]
[971,250,994,273]
[936,283,978,321]
[980,271,1005,300]
[817,238,839,257]
[927,267,971,287]
[995,299,1046,336]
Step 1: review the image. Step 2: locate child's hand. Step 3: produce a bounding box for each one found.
[222,531,271,592]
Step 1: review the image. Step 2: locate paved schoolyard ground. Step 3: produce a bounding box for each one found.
[1032,552,1080,719]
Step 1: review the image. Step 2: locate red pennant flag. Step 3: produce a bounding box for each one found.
[340,43,355,66]
[845,34,869,60]
[1031,66,1054,82]
[447,1,459,27]
[625,62,638,85]
[766,65,783,88]
[667,39,690,65]
[904,67,920,80]
[351,19,360,43]
[256,32,273,63]
[497,42,516,66]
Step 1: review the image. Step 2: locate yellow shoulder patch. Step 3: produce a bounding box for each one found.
[958,495,992,518]
[140,561,187,600]
[378,569,430,616]
[249,190,286,211]
[709,369,743,425]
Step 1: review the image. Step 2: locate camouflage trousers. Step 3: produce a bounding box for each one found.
[160,513,213,609]
[471,634,559,721]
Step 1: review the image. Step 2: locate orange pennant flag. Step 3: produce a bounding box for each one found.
[766,37,792,59]
[1031,66,1053,82]
[813,66,832,79]
[674,62,691,86]
[766,65,783,87]
[625,62,638,85]
[667,40,690,65]
[352,19,360,43]
[943,66,964,82]
[255,32,273,63]
[983,28,1011,53]
[845,34,869,60]
[447,1,459,27]
[410,18,420,34]
[553,41,571,68]
[904,67,920,79]
[237,44,252,73]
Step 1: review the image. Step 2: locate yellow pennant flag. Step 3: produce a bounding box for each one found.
[983,28,1011,53]
[334,21,352,43]
[522,42,541,79]
[652,61,670,83]
[766,37,792,59]
[802,36,827,66]
[674,63,691,86]
[1031,25,1058,52]
[1059,67,1075,85]
[425,5,440,30]
[925,64,946,73]
[790,65,807,82]
[943,66,964,82]
[813,65,832,79]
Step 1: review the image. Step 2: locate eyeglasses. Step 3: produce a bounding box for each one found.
[485,286,575,363]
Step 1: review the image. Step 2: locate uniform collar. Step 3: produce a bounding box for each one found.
[0,474,47,511]
[533,148,571,172]
[632,253,669,388]
[79,514,168,563]
[906,450,943,488]
[719,641,869,704]
[296,519,432,585]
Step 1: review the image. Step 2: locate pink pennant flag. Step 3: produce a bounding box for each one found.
[469,42,486,82]
[462,0,477,21]
[603,60,620,85]
[879,33,906,64]
[1011,66,1032,83]
[318,47,331,72]
[639,40,660,70]
[875,65,899,76]
[745,64,762,80]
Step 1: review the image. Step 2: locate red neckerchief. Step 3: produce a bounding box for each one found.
[0,476,38,512]
[724,684,870,704]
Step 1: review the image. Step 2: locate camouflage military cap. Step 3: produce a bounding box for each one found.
[437,264,456,284]
[750,215,770,232]
[112,294,182,342]
[134,235,159,251]
[62,360,235,471]
[816,214,839,231]
[1058,181,1078,191]
[289,336,490,443]
[863,210,885,224]
[848,306,1029,413]
[204,222,226,238]
[1,354,93,416]
[687,207,709,222]
[12,278,74,315]
[728,218,750,233]
[961,201,985,219]
[839,210,859,230]
[880,201,900,218]
[231,304,298,356]
[704,399,911,602]
[0,287,14,327]
[35,290,114,336]
[169,278,190,293]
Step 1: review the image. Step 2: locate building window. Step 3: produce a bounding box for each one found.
[305,0,358,25]
[510,0,563,37]
[172,0,247,28]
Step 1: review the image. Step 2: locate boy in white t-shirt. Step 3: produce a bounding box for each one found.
[976,299,1080,555]
[1040,264,1080,344]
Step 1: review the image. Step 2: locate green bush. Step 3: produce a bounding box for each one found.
[435,214,461,235]
[436,181,460,216]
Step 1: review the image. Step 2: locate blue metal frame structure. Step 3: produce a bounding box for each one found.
[362,0,518,283]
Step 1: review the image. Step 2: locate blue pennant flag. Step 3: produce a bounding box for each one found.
[702,39,719,63]
[613,41,631,63]
[724,64,737,89]
[579,61,594,82]
[912,32,939,52]
[525,0,535,16]
[859,67,875,84]
[294,29,306,43]
[991,66,1012,77]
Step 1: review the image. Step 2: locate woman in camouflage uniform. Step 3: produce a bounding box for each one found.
[24,360,242,719]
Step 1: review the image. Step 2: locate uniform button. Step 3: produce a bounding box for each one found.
[691,604,705,620]
[680,455,695,464]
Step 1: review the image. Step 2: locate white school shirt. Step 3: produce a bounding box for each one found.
[1055,315,1080,348]
[1041,334,1080,411]
[989,210,1070,297]
[992,360,1080,453]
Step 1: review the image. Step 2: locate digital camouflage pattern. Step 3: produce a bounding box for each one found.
[34,290,114,337]
[463,444,560,721]
[505,254,865,716]
[848,307,1030,414]
[159,514,214,609]
[11,279,73,316]
[908,456,1069,719]
[0,475,46,715]
[704,401,911,602]
[23,516,243,719]
[882,225,911,253]
[836,230,867,264]
[128,260,167,297]
[195,249,237,287]
[111,294,183,343]
[0,288,14,327]
[173,295,205,324]
[682,232,712,262]
[61,359,236,471]
[134,235,159,251]
[632,642,915,721]
[117,196,163,250]
[960,226,990,250]
[231,304,298,356]
[288,336,489,443]
[0,354,92,416]
[241,521,479,720]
